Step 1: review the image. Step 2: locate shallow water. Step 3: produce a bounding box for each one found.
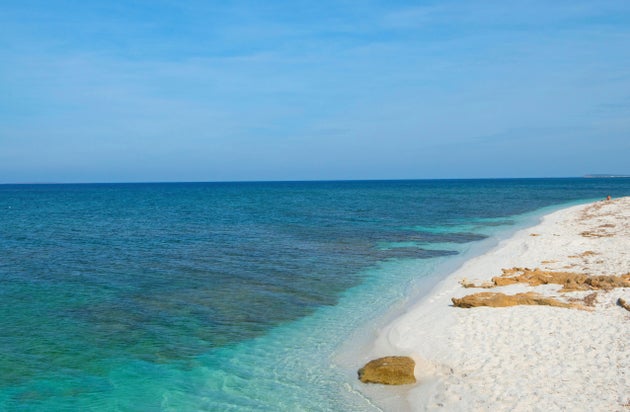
[1,178,629,410]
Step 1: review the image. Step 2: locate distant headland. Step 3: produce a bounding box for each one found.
[584,174,630,178]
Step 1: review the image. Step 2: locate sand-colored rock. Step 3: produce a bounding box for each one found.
[618,298,630,312]
[582,292,598,307]
[464,267,630,292]
[451,291,585,310]
[358,356,416,385]
[580,230,614,238]
[569,250,598,258]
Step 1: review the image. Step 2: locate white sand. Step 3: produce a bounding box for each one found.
[368,197,630,411]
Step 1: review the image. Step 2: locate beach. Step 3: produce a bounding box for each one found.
[367,197,630,411]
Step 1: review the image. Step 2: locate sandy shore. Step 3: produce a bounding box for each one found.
[369,197,630,411]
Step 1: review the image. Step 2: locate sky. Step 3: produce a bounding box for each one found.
[1,0,629,183]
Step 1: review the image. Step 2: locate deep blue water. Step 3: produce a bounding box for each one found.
[1,178,629,410]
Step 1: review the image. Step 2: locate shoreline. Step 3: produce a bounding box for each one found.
[338,200,572,408]
[360,197,630,410]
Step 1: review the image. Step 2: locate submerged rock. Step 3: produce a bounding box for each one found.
[358,356,416,385]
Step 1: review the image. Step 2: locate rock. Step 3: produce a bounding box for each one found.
[451,291,585,310]
[358,356,416,385]
[463,267,630,292]
[618,298,630,312]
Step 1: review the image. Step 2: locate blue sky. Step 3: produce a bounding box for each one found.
[1,0,629,182]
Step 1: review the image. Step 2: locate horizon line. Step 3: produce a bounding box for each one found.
[1,175,618,185]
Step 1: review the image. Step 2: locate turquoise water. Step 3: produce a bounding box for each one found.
[1,179,630,411]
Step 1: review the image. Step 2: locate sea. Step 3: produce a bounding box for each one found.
[1,178,629,411]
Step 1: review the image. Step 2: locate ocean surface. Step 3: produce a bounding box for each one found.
[1,178,630,411]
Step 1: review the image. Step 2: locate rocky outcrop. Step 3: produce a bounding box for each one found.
[358,356,416,385]
[452,292,585,310]
[462,268,630,292]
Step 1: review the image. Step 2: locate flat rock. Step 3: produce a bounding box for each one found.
[358,356,416,385]
[451,291,584,309]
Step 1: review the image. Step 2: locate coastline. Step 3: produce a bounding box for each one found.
[361,197,630,411]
